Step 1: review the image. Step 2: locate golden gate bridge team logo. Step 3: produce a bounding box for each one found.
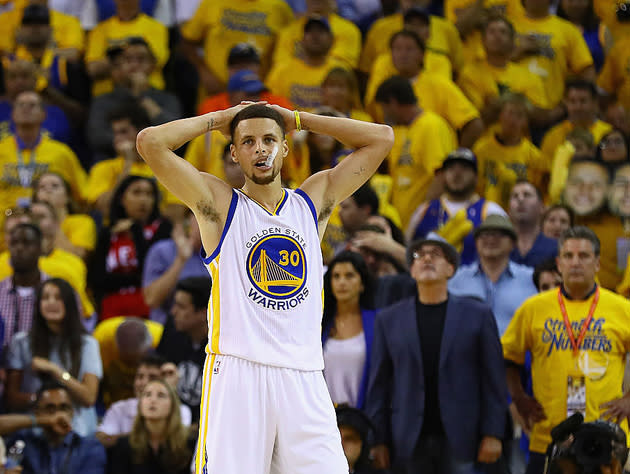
[246,234,306,299]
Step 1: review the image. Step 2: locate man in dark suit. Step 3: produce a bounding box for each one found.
[366,237,508,474]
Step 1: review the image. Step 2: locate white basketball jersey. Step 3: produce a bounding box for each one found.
[203,188,325,371]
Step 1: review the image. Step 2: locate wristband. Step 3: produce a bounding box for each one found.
[294,110,301,132]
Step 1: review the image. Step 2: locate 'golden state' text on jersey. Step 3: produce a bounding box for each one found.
[202,188,324,371]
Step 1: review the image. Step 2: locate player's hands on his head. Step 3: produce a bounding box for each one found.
[266,104,298,133]
[213,101,268,138]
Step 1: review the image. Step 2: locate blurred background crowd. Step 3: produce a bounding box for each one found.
[0,0,629,473]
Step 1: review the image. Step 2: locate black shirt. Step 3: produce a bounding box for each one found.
[157,316,207,423]
[108,436,194,474]
[416,299,447,436]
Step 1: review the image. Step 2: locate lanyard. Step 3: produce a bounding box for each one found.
[557,286,600,356]
[14,134,41,188]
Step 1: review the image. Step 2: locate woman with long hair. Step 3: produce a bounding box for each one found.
[322,68,373,122]
[542,204,574,239]
[108,379,193,474]
[32,171,97,260]
[5,278,102,436]
[89,175,171,320]
[322,251,375,409]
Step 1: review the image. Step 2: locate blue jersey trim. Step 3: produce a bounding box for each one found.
[201,190,238,264]
[295,188,318,229]
[275,188,289,214]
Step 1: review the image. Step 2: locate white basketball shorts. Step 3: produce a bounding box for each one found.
[194,354,349,474]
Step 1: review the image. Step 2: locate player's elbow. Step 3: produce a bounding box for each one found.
[136,126,161,159]
[382,124,395,146]
[378,124,395,153]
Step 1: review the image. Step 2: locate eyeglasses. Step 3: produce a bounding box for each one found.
[412,248,446,260]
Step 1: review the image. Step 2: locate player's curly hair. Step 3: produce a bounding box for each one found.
[230,104,286,138]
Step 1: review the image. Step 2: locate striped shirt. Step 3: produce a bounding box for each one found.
[0,274,47,349]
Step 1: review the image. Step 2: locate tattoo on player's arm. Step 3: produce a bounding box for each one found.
[353,166,367,176]
[207,118,215,132]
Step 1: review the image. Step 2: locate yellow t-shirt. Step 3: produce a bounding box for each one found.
[365,69,480,130]
[389,111,457,228]
[94,315,164,406]
[93,316,163,371]
[183,131,228,180]
[86,14,169,95]
[597,36,630,111]
[541,119,612,161]
[266,57,348,110]
[512,14,594,107]
[180,0,293,84]
[0,7,84,54]
[370,173,402,229]
[502,287,630,453]
[272,13,361,69]
[457,59,549,110]
[0,134,86,211]
[473,133,547,209]
[61,214,97,252]
[85,157,181,207]
[593,0,630,44]
[13,46,69,92]
[364,51,453,109]
[359,13,463,75]
[445,0,525,62]
[0,248,95,317]
[413,73,480,131]
[350,109,374,123]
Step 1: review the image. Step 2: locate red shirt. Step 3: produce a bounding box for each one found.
[198,92,293,115]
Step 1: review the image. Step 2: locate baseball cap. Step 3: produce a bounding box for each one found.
[227,70,266,94]
[22,4,50,25]
[304,16,332,33]
[473,214,517,240]
[404,6,430,24]
[227,43,260,66]
[441,148,477,173]
[407,235,460,272]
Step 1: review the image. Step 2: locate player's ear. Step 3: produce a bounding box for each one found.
[230,143,239,163]
[282,140,289,158]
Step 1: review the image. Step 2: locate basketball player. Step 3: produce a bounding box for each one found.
[136,102,394,473]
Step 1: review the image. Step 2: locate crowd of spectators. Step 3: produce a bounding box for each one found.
[0,0,629,473]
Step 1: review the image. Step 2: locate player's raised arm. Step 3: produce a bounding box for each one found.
[270,106,394,217]
[136,104,250,211]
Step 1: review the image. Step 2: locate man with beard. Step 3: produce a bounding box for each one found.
[137,102,394,474]
[406,148,506,265]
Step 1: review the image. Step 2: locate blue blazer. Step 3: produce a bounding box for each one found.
[322,309,376,410]
[365,294,507,465]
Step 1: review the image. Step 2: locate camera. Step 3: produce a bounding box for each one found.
[544,413,629,474]
[617,2,630,22]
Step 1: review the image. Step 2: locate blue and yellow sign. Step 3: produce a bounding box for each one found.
[247,234,307,300]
